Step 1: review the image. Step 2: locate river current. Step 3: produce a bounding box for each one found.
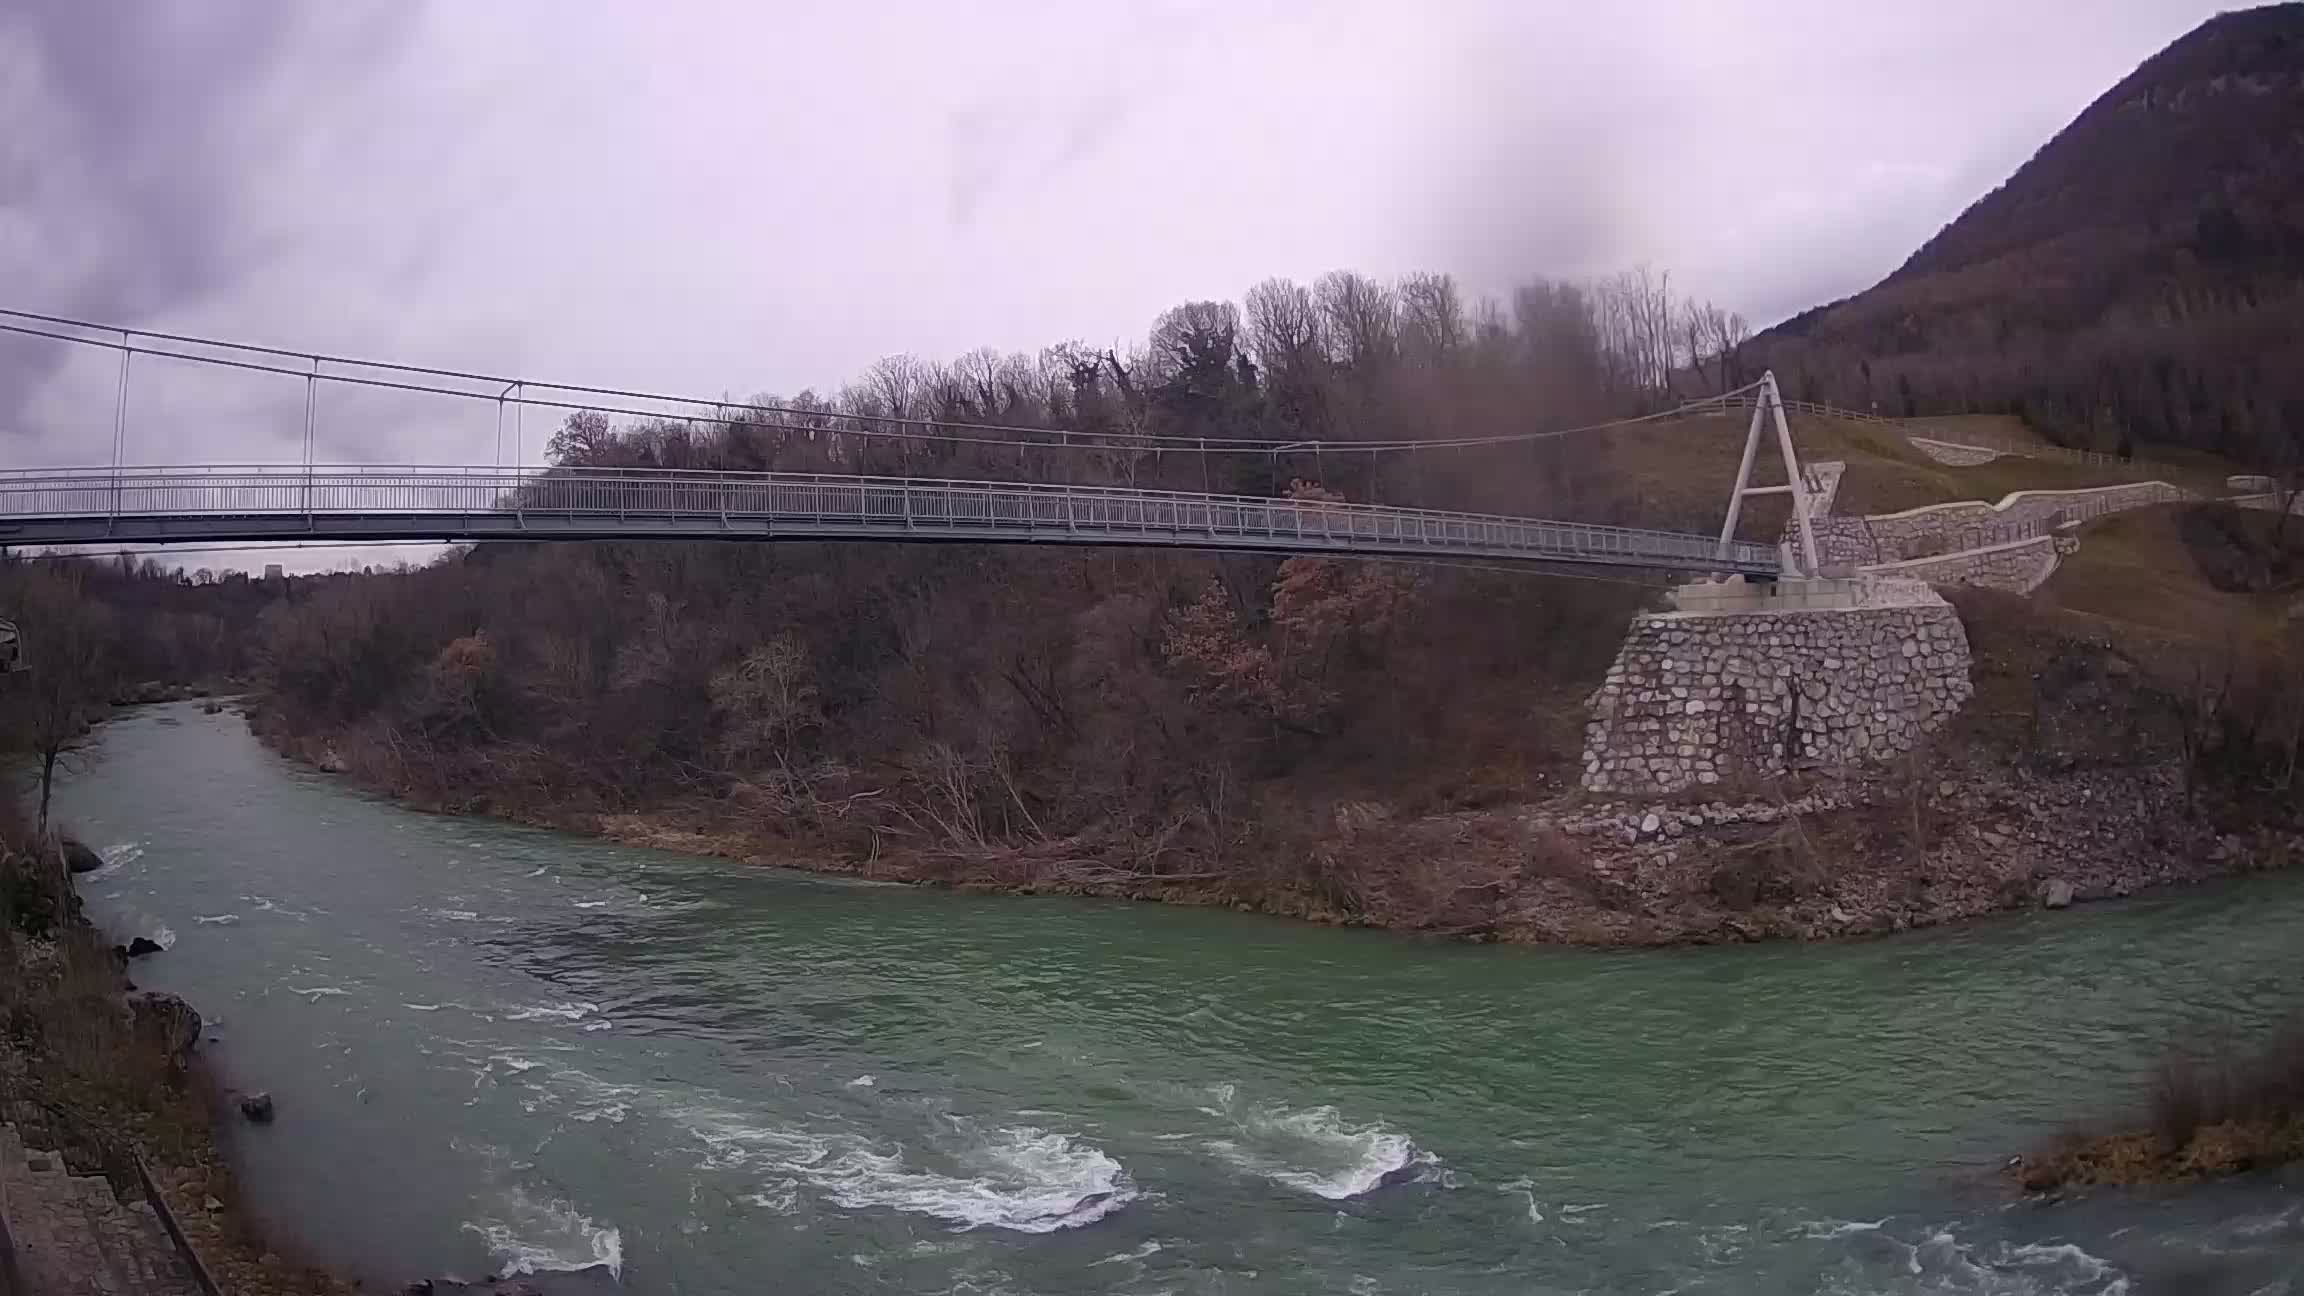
[56,702,2304,1294]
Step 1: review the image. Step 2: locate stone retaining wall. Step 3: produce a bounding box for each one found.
[1777,461,1861,560]
[1860,535,2063,595]
[1581,592,1973,795]
[1777,469,2190,570]
[1802,516,1880,566]
[1862,481,2192,560]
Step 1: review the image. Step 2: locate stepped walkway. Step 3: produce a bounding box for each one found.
[0,1123,202,1296]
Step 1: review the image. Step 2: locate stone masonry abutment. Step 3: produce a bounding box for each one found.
[1581,579,1973,795]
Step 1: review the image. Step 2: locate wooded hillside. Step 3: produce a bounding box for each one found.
[1751,4,2304,466]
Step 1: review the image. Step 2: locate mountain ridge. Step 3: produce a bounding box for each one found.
[1751,3,2304,463]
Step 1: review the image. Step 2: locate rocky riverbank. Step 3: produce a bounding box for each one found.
[262,714,2291,947]
[0,830,358,1296]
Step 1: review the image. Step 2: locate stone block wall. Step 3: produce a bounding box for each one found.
[1774,468,2189,569]
[1860,535,2062,595]
[1803,516,1881,565]
[1581,594,1973,795]
[2236,492,2304,515]
[1775,462,1868,562]
[1862,481,2192,560]
[1803,462,1846,515]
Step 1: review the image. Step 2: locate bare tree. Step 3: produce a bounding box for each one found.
[1315,270,1398,371]
[6,568,117,834]
[1243,277,1324,378]
[1398,272,1468,367]
[710,635,823,788]
[1682,299,1751,394]
[1147,301,1244,386]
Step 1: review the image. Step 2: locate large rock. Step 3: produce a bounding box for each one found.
[124,936,165,958]
[239,1091,276,1123]
[2039,878,2076,909]
[125,991,202,1060]
[60,839,106,874]
[316,748,349,774]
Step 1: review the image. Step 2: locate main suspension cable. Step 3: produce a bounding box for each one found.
[0,306,1765,459]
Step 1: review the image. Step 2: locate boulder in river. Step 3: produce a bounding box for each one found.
[125,991,202,1060]
[124,936,165,958]
[239,1091,276,1123]
[202,701,225,715]
[317,748,349,774]
[2039,878,2076,909]
[60,838,106,874]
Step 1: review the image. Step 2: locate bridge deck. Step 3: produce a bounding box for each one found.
[0,466,1779,574]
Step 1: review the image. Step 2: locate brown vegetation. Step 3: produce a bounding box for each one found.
[2020,1026,2304,1191]
[245,265,1775,929]
[231,252,2304,943]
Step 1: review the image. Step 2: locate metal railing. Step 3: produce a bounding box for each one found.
[0,1104,220,1296]
[1682,391,1896,425]
[1907,432,2148,472]
[0,464,1782,574]
[125,1147,221,1296]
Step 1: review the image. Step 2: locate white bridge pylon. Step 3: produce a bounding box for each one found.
[1715,371,1823,576]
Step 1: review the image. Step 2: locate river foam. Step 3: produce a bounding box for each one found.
[462,1185,624,1280]
[679,1104,1136,1233]
[1789,1218,2133,1294]
[503,1000,602,1023]
[812,1123,1136,1234]
[84,841,144,880]
[1201,1086,1431,1200]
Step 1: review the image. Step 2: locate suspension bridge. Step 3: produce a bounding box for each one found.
[0,309,1816,576]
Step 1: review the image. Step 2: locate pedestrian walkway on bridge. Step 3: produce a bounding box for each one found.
[0,306,1830,578]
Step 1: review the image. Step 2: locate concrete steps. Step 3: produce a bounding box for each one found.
[0,1122,201,1296]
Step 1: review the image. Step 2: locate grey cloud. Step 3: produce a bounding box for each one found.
[0,1,411,428]
[0,0,2239,571]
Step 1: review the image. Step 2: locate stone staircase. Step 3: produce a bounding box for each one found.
[0,1123,202,1296]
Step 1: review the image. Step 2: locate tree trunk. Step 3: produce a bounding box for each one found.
[37,747,57,835]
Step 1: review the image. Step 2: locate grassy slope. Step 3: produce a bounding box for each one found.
[2042,507,2287,643]
[1604,411,2234,541]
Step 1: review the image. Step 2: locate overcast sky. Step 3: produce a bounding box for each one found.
[0,0,2236,569]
